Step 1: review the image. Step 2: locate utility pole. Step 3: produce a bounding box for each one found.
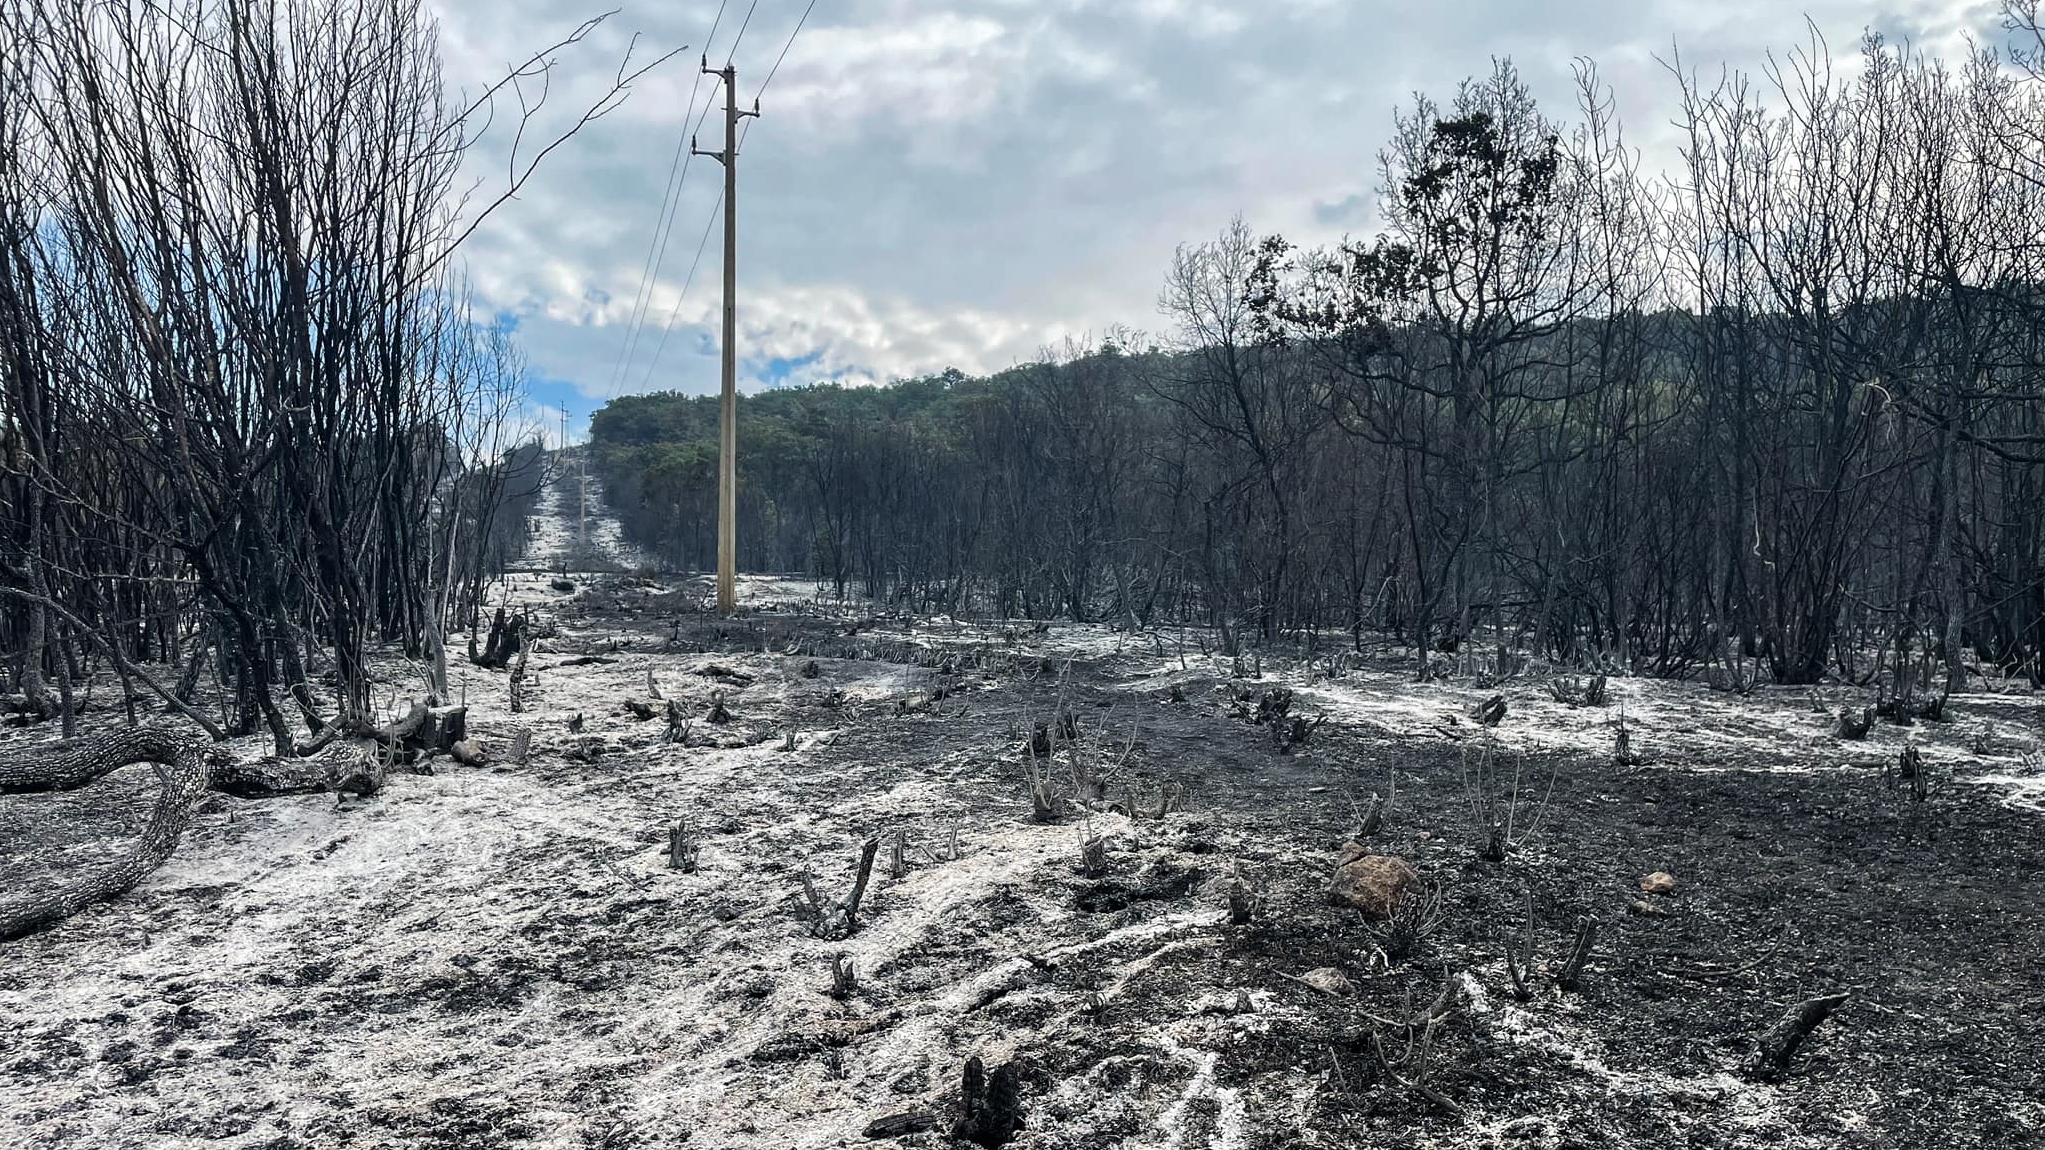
[564,404,585,560]
[694,58,756,616]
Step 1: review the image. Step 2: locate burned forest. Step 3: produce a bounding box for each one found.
[3,1,2045,1148]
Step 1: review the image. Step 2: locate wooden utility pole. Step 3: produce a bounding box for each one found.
[694,59,756,615]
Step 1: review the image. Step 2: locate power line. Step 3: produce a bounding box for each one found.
[636,185,725,391]
[638,1,824,390]
[740,0,820,149]
[602,0,732,400]
[604,0,729,396]
[629,90,733,390]
[602,80,702,397]
[756,0,818,102]
[617,91,726,388]
[726,0,762,64]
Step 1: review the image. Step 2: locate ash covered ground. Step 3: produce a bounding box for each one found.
[4,497,2043,1150]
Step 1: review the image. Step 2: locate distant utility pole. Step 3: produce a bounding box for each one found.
[694,58,757,616]
[563,404,585,558]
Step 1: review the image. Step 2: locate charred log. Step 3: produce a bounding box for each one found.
[0,728,210,941]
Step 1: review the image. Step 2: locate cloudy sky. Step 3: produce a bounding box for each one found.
[426,0,1999,441]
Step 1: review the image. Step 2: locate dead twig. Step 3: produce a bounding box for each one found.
[1365,971,1463,1116]
[1557,915,1598,992]
[1504,888,1536,1002]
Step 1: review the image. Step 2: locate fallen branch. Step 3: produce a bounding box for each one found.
[863,1111,936,1139]
[1,728,210,941]
[696,663,756,687]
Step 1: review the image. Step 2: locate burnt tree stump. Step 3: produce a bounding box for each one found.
[1747,991,1850,1080]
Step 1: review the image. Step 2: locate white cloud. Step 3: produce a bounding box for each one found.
[427,0,1989,419]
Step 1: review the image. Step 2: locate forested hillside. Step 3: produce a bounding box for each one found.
[593,49,2045,690]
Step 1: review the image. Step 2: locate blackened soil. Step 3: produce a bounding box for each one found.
[3,586,2039,1149]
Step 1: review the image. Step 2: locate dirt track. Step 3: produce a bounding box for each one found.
[3,578,2043,1149]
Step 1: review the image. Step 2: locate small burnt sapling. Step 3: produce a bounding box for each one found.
[1613,715,1640,767]
[888,829,909,879]
[1077,823,1108,877]
[798,837,881,940]
[1461,737,1555,862]
[1353,792,1386,840]
[1023,749,1064,823]
[828,954,857,1000]
[1504,888,1538,1002]
[1557,915,1598,992]
[509,643,530,713]
[1365,974,1462,1116]
[663,700,691,745]
[1372,880,1447,964]
[1352,764,1396,841]
[669,819,700,872]
[1886,743,1943,802]
[1227,863,1263,926]
[1150,780,1185,819]
[918,820,963,865]
[1067,739,1106,804]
